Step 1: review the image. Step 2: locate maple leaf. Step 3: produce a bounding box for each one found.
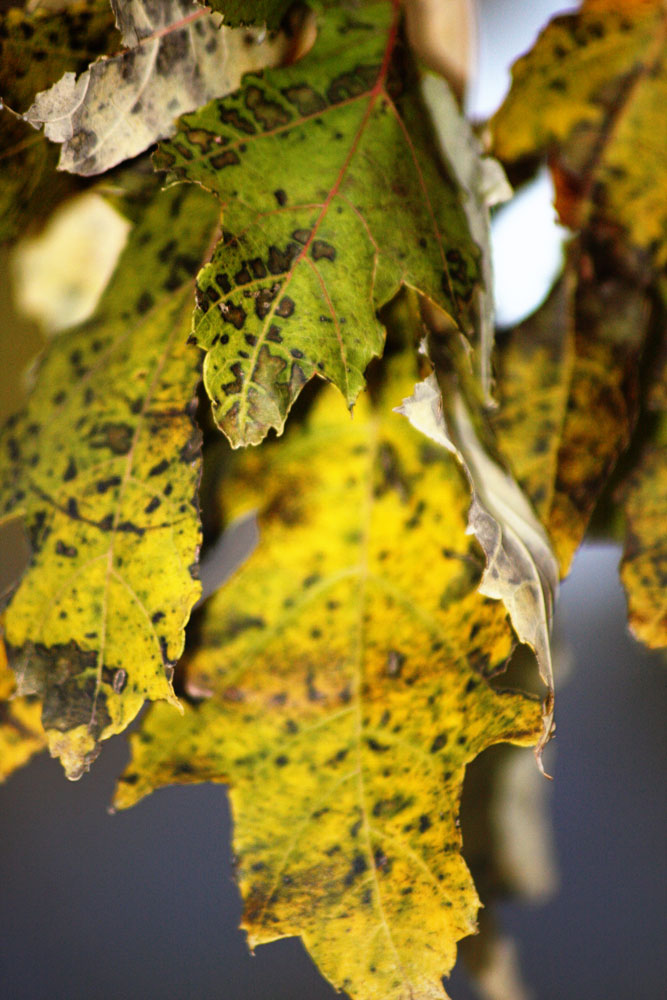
[618,332,667,649]
[491,244,649,576]
[114,355,542,1000]
[24,0,288,176]
[0,181,221,779]
[489,0,667,271]
[154,0,483,447]
[0,0,116,243]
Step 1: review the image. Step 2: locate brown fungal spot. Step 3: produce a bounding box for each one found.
[222,303,247,329]
[249,258,267,279]
[93,422,134,456]
[149,459,169,477]
[96,476,121,494]
[136,290,154,314]
[282,83,327,115]
[267,242,300,275]
[55,540,77,558]
[234,265,252,285]
[244,85,292,129]
[223,362,245,395]
[215,272,232,294]
[218,106,256,134]
[63,458,77,482]
[311,240,336,262]
[210,150,241,169]
[275,296,295,318]
[430,732,448,753]
[344,852,368,885]
[373,848,389,870]
[327,64,377,103]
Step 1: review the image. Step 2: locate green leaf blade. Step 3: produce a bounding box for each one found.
[156,0,480,447]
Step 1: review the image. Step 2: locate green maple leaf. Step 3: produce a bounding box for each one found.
[155,0,481,447]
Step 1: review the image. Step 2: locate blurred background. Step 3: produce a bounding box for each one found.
[0,1,665,998]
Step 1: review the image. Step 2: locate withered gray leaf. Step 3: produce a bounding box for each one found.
[24,0,286,176]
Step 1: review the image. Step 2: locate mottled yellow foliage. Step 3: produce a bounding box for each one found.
[619,338,667,649]
[0,183,220,779]
[115,358,542,1000]
[492,253,648,576]
[490,0,667,268]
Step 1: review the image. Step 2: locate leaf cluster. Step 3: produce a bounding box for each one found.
[0,2,665,999]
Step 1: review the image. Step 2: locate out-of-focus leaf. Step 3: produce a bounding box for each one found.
[404,0,475,101]
[0,0,116,243]
[115,356,542,1000]
[12,192,131,334]
[155,0,483,447]
[492,249,649,575]
[0,632,45,783]
[25,1,288,176]
[0,182,221,779]
[618,334,667,648]
[204,0,293,28]
[490,0,667,270]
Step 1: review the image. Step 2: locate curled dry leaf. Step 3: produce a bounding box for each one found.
[397,372,558,771]
[24,0,288,176]
[115,355,542,1000]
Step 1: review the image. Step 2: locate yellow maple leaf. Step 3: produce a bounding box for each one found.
[115,355,541,1000]
[0,182,221,779]
[618,333,667,649]
[491,249,649,576]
